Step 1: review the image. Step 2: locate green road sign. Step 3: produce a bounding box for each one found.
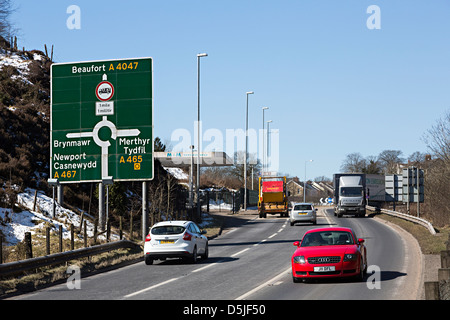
[50,57,153,183]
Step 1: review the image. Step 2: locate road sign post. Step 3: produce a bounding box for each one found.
[50,57,154,183]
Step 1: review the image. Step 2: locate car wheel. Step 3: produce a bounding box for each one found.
[145,255,153,265]
[191,246,198,264]
[290,221,295,226]
[292,276,302,283]
[202,243,209,259]
[363,254,368,274]
[355,258,364,281]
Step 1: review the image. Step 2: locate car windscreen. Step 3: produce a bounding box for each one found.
[293,204,312,210]
[151,226,185,235]
[340,187,363,197]
[301,231,354,247]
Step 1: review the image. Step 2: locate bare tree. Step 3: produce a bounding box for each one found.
[229,151,261,184]
[363,155,382,174]
[421,110,450,226]
[423,110,450,162]
[340,152,366,173]
[0,0,15,39]
[378,150,404,174]
[408,151,427,165]
[314,176,331,183]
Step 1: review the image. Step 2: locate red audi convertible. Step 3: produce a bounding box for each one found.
[291,227,367,283]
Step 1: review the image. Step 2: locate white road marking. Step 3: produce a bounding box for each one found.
[322,208,333,226]
[253,239,267,247]
[124,277,179,298]
[231,248,250,257]
[192,262,218,273]
[235,266,291,300]
[224,227,237,234]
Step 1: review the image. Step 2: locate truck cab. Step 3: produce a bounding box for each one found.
[334,174,366,217]
[258,176,288,218]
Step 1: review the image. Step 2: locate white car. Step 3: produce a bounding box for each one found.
[289,202,317,226]
[144,220,208,265]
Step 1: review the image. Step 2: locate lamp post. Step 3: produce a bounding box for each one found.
[189,145,194,209]
[304,159,313,202]
[262,107,269,174]
[266,120,272,172]
[196,53,207,221]
[244,91,254,211]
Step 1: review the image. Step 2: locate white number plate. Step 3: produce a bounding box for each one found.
[313,266,336,272]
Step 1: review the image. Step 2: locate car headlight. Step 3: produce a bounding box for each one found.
[293,256,306,264]
[343,254,357,261]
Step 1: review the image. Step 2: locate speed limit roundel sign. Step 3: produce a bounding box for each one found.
[95,81,114,101]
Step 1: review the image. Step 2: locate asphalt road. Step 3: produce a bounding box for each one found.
[12,207,422,300]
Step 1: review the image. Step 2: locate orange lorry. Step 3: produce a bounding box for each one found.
[258,176,289,218]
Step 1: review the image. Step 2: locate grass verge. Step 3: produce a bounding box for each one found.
[372,211,449,255]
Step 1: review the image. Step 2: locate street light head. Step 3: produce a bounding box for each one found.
[246,91,254,95]
[262,107,269,110]
[197,53,208,57]
[267,120,273,123]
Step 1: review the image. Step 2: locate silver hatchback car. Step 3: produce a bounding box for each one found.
[289,202,317,226]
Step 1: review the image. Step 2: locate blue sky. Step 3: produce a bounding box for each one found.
[11,0,450,180]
